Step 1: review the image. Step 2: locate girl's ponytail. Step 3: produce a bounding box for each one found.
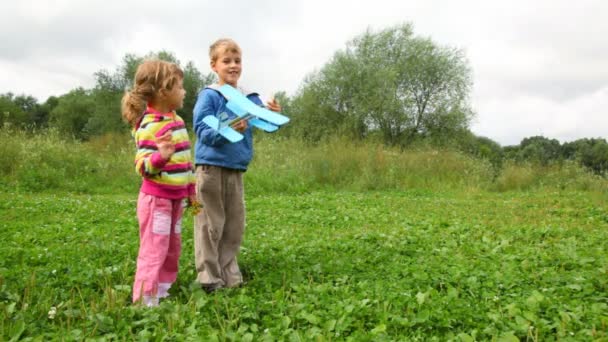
[121,83,155,127]
[121,60,183,127]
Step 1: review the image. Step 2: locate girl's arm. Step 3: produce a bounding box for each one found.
[133,121,172,177]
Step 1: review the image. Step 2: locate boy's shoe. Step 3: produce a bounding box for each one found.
[201,283,223,294]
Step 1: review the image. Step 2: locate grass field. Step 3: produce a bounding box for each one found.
[2,188,608,340]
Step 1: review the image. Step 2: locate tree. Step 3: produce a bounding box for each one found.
[0,93,28,128]
[29,96,58,128]
[93,51,214,129]
[563,138,608,175]
[580,140,608,175]
[458,132,504,172]
[88,53,148,135]
[48,88,95,139]
[290,23,473,146]
[289,72,358,142]
[517,136,561,165]
[180,61,216,125]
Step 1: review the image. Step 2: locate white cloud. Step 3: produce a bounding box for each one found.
[1,0,607,145]
[472,86,608,145]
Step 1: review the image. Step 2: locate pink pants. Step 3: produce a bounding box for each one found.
[132,192,183,302]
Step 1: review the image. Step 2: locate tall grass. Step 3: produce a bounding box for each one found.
[1,127,606,195]
[0,128,138,194]
[493,160,608,192]
[248,135,495,194]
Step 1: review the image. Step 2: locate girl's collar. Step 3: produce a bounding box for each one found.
[145,105,175,117]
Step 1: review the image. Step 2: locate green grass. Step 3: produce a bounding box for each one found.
[2,127,608,339]
[2,189,608,340]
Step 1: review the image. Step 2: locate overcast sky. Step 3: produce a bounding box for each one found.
[1,0,606,145]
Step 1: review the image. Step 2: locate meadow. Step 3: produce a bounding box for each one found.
[1,129,608,340]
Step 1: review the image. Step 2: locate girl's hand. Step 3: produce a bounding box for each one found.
[188,194,197,206]
[266,98,281,112]
[157,131,175,160]
[188,195,202,215]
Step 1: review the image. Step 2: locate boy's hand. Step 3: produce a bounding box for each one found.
[233,119,248,133]
[266,98,281,112]
[157,131,175,160]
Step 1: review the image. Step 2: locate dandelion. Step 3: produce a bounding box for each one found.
[188,199,203,216]
[48,306,57,319]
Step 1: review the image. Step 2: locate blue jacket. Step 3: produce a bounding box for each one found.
[193,85,262,171]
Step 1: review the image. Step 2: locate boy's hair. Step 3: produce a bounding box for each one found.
[209,38,241,63]
[121,60,184,127]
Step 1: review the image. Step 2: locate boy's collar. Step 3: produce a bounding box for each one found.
[208,83,256,96]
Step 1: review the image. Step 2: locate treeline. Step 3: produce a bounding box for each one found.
[502,136,608,175]
[1,23,607,176]
[0,51,215,139]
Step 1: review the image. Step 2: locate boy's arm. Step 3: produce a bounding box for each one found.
[266,97,282,113]
[193,90,228,147]
[249,94,264,107]
[134,122,170,177]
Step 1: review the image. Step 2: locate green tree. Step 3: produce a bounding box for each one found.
[12,94,38,114]
[563,138,608,175]
[517,136,561,165]
[581,140,608,175]
[290,23,473,146]
[181,61,216,125]
[48,88,95,139]
[93,51,214,129]
[270,91,293,137]
[2,94,56,128]
[459,132,504,172]
[89,53,147,135]
[29,96,58,128]
[289,72,356,142]
[0,93,28,128]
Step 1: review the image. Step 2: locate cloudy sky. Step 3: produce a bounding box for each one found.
[1,0,606,145]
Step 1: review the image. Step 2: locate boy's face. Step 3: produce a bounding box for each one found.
[211,49,241,87]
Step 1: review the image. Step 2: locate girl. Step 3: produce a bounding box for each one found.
[122,60,195,306]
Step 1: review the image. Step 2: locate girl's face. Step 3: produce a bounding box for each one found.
[164,77,186,111]
[211,50,242,87]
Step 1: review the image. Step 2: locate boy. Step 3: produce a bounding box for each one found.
[192,38,280,292]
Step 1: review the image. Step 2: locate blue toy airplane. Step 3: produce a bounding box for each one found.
[202,84,290,143]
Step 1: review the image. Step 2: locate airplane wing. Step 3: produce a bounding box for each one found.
[202,115,244,143]
[218,84,290,126]
[249,118,278,132]
[226,100,247,117]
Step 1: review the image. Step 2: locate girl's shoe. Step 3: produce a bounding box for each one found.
[143,295,159,307]
[158,283,172,298]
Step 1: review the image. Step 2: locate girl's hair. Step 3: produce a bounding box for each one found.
[209,38,241,63]
[121,60,184,127]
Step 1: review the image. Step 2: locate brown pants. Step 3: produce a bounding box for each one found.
[194,165,245,288]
